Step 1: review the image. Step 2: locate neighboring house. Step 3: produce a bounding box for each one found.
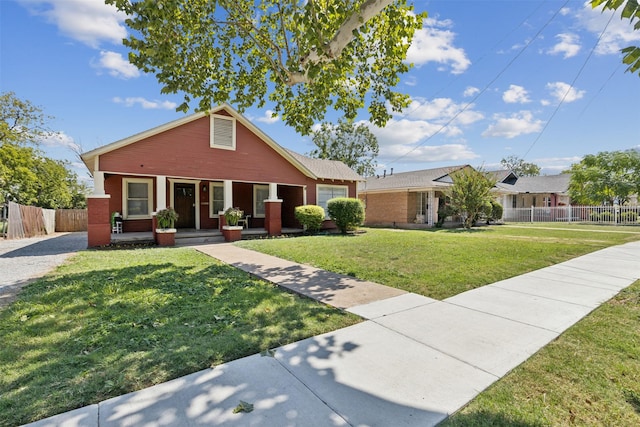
[81,104,362,247]
[495,173,572,208]
[357,165,471,228]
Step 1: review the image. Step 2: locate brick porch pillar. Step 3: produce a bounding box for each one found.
[265,200,282,236]
[87,195,111,248]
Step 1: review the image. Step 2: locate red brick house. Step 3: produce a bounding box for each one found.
[81,104,362,247]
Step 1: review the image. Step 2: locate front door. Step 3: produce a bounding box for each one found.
[174,183,195,228]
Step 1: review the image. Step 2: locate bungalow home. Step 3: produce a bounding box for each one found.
[495,173,572,208]
[81,104,362,247]
[357,165,472,228]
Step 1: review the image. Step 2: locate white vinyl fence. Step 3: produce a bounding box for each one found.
[503,205,640,225]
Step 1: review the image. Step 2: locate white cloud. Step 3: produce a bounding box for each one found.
[19,0,127,48]
[576,3,640,55]
[379,143,479,164]
[545,82,586,104]
[39,131,80,152]
[113,97,177,110]
[401,97,484,127]
[371,118,454,145]
[463,86,480,97]
[95,51,139,79]
[255,110,279,124]
[547,33,581,58]
[482,111,544,139]
[534,156,582,173]
[406,17,471,74]
[502,85,531,104]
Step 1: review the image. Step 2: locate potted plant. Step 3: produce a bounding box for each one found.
[222,207,244,242]
[155,208,179,246]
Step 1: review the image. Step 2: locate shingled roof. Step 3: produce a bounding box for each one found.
[284,149,363,182]
[358,165,469,192]
[502,174,571,194]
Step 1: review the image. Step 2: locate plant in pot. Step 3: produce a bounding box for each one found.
[156,207,179,229]
[222,207,243,242]
[224,207,243,227]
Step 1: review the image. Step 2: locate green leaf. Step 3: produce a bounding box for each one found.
[233,400,254,414]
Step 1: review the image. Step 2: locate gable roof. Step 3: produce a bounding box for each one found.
[284,149,362,181]
[501,174,571,194]
[358,165,469,192]
[80,104,362,182]
[486,169,518,185]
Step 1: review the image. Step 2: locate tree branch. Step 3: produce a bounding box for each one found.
[300,0,393,67]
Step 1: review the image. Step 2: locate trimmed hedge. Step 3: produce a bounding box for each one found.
[327,198,365,234]
[294,205,325,233]
[489,200,503,221]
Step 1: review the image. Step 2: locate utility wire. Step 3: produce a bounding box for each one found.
[520,9,616,160]
[387,0,572,166]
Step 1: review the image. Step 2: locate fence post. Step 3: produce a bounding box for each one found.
[568,205,572,223]
[530,206,534,223]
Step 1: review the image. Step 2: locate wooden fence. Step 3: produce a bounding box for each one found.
[1,202,88,239]
[56,209,88,232]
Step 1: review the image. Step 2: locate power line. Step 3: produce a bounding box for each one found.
[521,8,616,160]
[387,0,571,166]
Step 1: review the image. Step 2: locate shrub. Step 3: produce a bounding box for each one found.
[224,207,243,226]
[294,205,325,233]
[599,211,614,222]
[489,200,503,222]
[327,197,365,234]
[620,211,638,223]
[436,205,454,228]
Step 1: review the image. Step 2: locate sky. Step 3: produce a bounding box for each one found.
[1,0,639,184]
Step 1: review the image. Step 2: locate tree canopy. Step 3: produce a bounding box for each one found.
[500,155,540,177]
[446,167,497,229]
[107,0,425,134]
[591,0,640,76]
[568,149,640,205]
[0,92,88,208]
[0,91,51,147]
[309,120,379,177]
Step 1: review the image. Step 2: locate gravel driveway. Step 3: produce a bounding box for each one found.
[0,232,87,309]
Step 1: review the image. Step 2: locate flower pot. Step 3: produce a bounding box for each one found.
[155,228,177,246]
[222,225,243,242]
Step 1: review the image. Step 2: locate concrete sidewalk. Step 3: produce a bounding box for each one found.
[25,241,640,427]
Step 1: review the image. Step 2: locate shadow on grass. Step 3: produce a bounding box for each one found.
[0,259,357,425]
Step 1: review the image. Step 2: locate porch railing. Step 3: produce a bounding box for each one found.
[502,205,640,225]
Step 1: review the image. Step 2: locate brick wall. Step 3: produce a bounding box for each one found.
[360,192,412,225]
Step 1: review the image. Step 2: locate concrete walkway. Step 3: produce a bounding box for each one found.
[25,240,640,427]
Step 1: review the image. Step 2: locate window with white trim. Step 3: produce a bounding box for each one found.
[253,185,270,218]
[317,185,348,218]
[123,178,153,219]
[543,196,551,207]
[209,182,224,217]
[210,115,236,150]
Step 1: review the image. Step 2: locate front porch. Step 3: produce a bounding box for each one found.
[110,227,304,246]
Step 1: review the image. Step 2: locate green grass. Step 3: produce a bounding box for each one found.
[0,247,360,426]
[442,280,640,426]
[238,226,640,299]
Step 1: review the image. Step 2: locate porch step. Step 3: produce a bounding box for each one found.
[175,234,225,246]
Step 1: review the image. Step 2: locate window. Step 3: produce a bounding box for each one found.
[209,182,224,217]
[253,185,270,218]
[512,195,517,209]
[317,185,348,218]
[543,196,551,207]
[123,178,153,219]
[210,115,236,150]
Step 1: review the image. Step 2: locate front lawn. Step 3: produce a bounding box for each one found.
[238,225,640,299]
[0,247,360,426]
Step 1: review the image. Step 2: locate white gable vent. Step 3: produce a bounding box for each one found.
[210,115,236,150]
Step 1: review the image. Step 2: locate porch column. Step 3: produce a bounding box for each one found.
[427,190,435,227]
[223,180,233,210]
[156,175,167,210]
[265,183,283,236]
[92,171,106,195]
[303,185,307,205]
[87,195,111,248]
